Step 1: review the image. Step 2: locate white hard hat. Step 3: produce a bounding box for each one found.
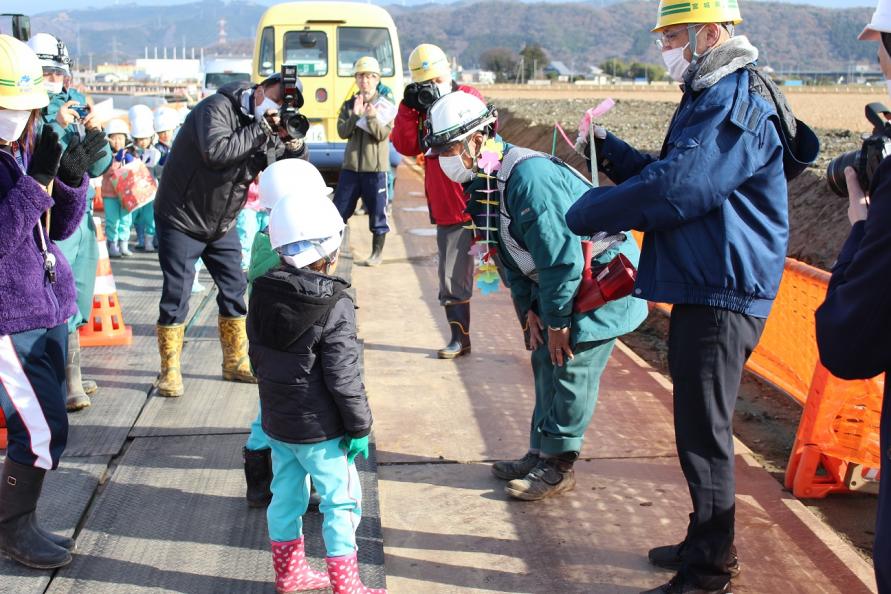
[128,104,153,124]
[153,106,180,133]
[258,158,332,211]
[130,115,154,139]
[424,91,497,154]
[27,33,70,74]
[861,0,891,39]
[269,194,345,269]
[104,118,130,137]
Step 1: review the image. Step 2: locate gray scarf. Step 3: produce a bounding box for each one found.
[688,35,759,92]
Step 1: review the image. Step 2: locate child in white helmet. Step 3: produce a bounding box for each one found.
[241,159,331,510]
[100,118,133,258]
[127,104,160,253]
[247,190,385,594]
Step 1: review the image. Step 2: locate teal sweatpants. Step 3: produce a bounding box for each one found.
[103,197,132,243]
[132,202,156,238]
[529,338,616,455]
[245,410,271,451]
[56,212,99,333]
[267,436,362,556]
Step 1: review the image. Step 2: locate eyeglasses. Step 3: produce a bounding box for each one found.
[654,28,687,50]
[355,72,379,79]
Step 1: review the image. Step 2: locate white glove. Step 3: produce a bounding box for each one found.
[574,125,607,157]
[142,146,163,168]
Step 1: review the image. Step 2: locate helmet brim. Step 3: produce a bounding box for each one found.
[0,90,49,111]
[859,25,882,41]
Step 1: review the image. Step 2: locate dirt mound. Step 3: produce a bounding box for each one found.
[496,99,861,270]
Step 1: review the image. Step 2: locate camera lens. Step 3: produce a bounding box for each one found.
[825,150,861,198]
[285,113,310,140]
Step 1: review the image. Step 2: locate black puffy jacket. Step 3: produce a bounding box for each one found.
[247,266,372,444]
[154,82,284,241]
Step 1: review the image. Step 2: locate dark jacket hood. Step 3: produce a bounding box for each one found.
[248,266,351,351]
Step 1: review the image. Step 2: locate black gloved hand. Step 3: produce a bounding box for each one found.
[28,127,63,187]
[58,129,108,187]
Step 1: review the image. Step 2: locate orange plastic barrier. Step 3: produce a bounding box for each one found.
[79,217,133,347]
[629,231,883,498]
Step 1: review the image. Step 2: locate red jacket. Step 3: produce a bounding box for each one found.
[391,84,484,226]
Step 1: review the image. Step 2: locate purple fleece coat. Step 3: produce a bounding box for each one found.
[0,149,87,336]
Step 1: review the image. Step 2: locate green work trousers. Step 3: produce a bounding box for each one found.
[529,337,616,455]
[56,212,99,334]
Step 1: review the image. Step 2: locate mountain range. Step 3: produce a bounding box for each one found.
[26,0,877,72]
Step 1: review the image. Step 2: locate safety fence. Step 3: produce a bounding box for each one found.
[629,231,884,498]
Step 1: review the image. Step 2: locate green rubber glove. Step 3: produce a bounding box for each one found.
[339,435,369,464]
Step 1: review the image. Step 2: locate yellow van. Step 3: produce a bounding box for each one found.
[253,2,403,175]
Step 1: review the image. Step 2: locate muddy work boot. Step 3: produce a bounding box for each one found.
[437,303,471,359]
[505,453,577,501]
[648,542,740,578]
[243,447,272,508]
[358,233,386,267]
[491,451,540,481]
[0,458,72,569]
[65,332,91,412]
[156,323,185,397]
[218,316,257,384]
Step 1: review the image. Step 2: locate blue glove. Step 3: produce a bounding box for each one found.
[339,435,369,464]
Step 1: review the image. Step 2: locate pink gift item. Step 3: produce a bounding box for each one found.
[244,178,262,212]
[270,537,330,593]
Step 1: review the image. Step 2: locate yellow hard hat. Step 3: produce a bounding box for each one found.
[0,35,49,111]
[354,56,381,76]
[408,43,450,83]
[652,0,743,32]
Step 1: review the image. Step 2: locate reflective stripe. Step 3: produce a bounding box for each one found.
[0,335,52,469]
[94,274,116,295]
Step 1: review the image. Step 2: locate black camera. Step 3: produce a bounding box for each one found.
[404,81,441,112]
[827,102,891,197]
[279,64,309,140]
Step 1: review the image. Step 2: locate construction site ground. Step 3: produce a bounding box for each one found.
[0,162,880,593]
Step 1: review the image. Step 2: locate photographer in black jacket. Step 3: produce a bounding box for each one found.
[815,3,891,592]
[153,73,306,398]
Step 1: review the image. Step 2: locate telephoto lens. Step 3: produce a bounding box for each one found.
[284,112,310,140]
[825,150,863,197]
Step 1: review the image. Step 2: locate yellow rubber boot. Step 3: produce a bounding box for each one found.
[156,324,185,397]
[218,316,257,384]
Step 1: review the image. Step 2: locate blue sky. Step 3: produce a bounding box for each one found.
[2,0,876,16]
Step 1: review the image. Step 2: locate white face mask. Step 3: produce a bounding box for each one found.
[662,45,691,82]
[436,80,453,97]
[45,81,63,95]
[255,95,281,122]
[440,152,475,184]
[0,109,32,142]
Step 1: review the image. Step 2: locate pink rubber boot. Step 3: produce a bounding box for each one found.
[326,552,387,593]
[270,537,330,593]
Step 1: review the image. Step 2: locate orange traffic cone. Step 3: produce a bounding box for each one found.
[91,177,103,212]
[79,216,133,347]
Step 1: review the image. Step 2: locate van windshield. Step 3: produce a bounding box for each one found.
[283,31,328,76]
[337,27,394,77]
[205,72,251,90]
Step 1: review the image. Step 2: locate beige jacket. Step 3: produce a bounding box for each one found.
[337,92,393,173]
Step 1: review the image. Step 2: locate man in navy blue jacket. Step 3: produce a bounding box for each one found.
[815,4,891,592]
[566,2,795,593]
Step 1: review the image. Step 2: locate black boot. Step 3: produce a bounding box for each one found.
[437,303,471,359]
[358,233,386,267]
[0,458,72,569]
[243,447,273,508]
